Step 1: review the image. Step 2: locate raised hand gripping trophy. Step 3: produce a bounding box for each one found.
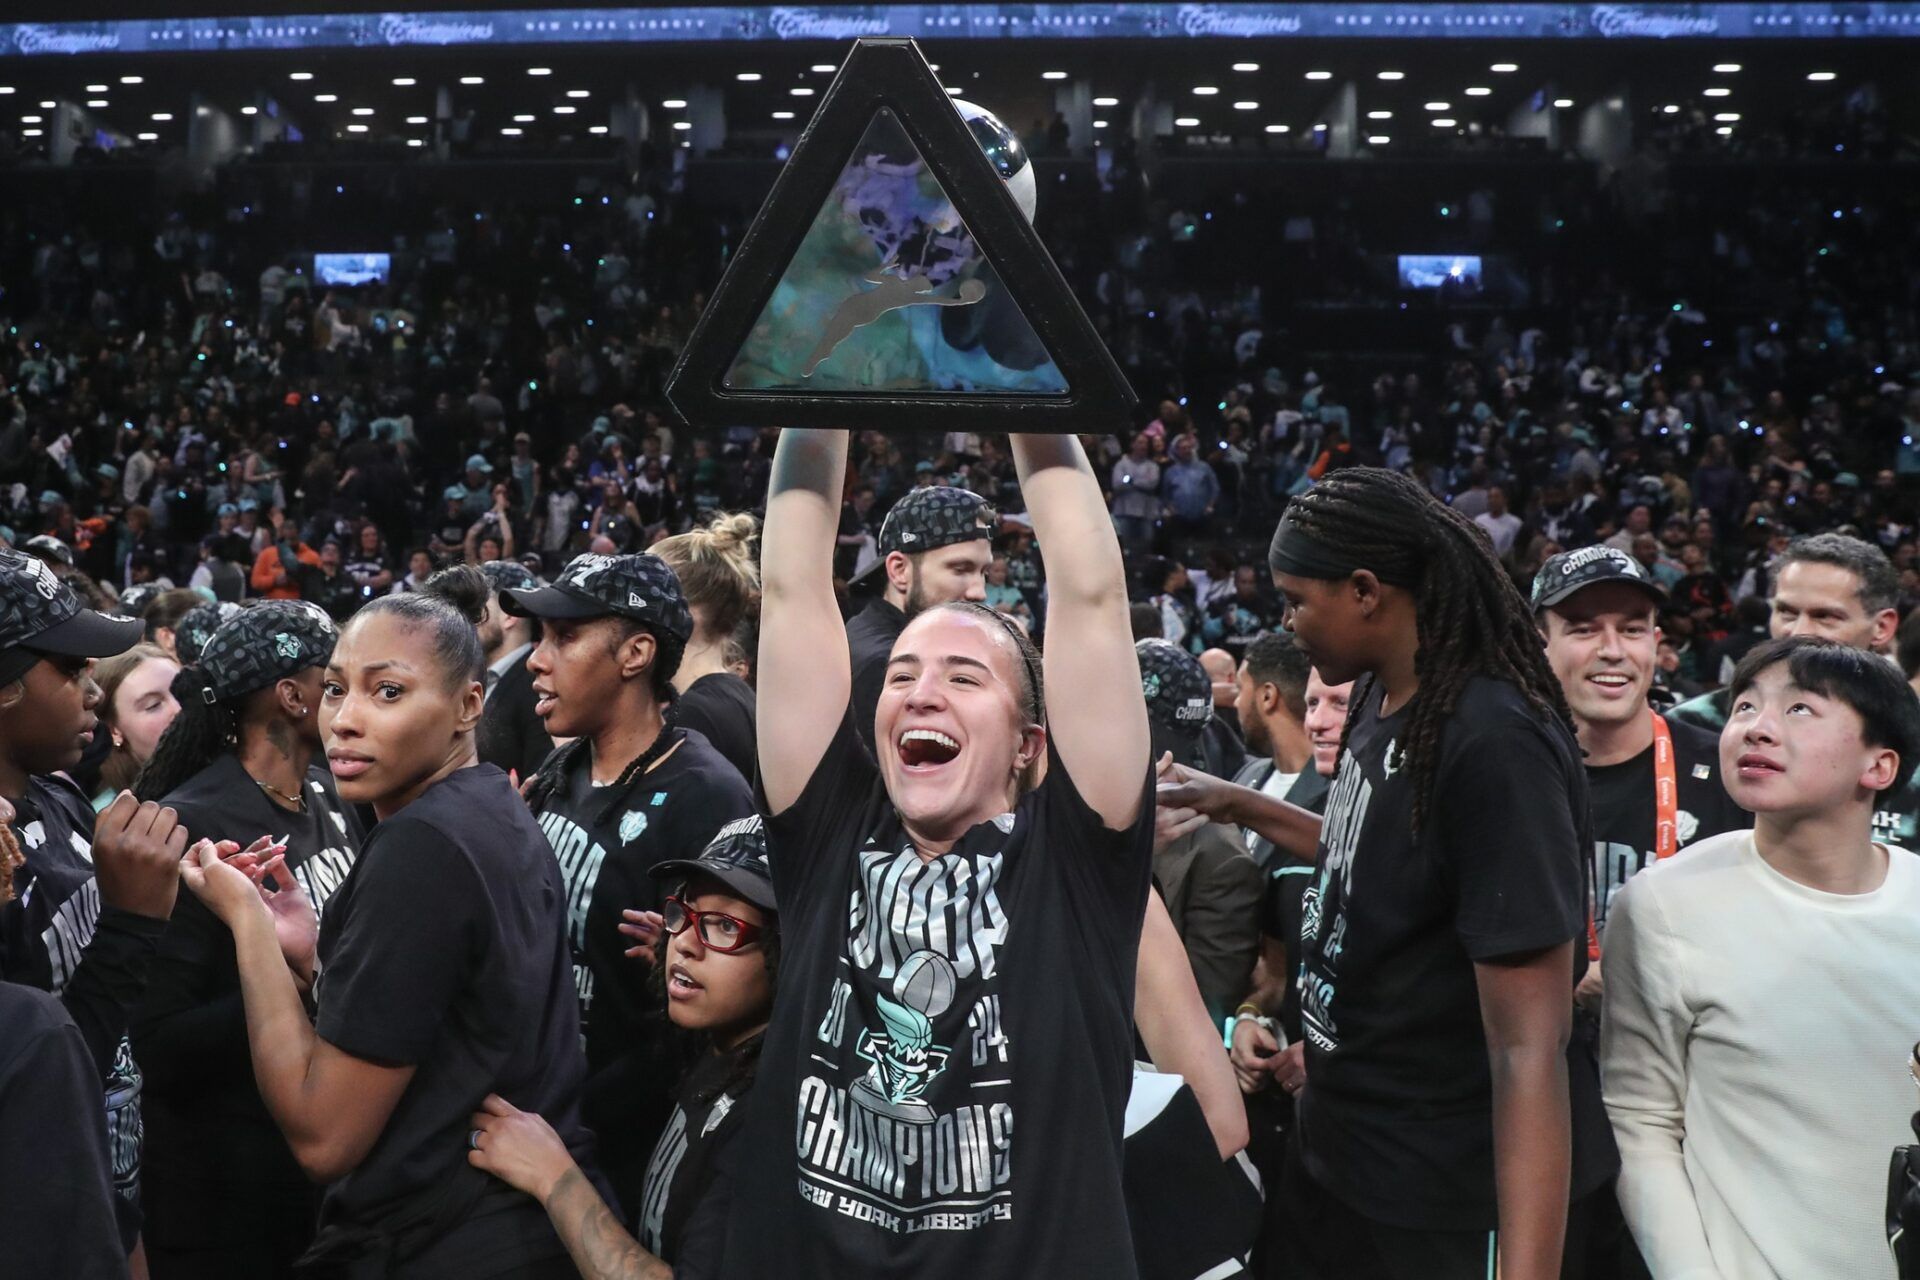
[665,37,1135,433]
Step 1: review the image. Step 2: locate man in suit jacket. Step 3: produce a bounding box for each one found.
[1139,639,1262,1024]
[474,560,554,779]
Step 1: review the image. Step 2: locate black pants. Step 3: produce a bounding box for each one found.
[1280,1136,1498,1280]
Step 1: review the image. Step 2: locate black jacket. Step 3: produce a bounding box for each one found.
[479,648,555,780]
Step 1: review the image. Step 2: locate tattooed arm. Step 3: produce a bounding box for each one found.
[468,1094,672,1280]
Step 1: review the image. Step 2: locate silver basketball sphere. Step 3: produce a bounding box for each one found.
[953,99,1037,222]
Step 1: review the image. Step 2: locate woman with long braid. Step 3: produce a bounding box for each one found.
[130,600,360,1277]
[1181,468,1604,1280]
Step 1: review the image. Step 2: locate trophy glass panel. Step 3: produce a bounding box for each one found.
[721,108,1070,396]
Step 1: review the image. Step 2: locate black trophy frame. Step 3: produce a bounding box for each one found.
[664,36,1137,434]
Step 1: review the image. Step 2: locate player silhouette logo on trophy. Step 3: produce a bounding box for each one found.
[802,269,988,377]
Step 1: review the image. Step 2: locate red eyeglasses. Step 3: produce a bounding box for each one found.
[662,895,765,953]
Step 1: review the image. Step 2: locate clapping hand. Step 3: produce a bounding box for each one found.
[618,909,665,966]
[93,792,187,921]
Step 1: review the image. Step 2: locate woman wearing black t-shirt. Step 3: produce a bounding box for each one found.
[179,568,597,1278]
[505,551,755,1214]
[652,511,760,781]
[466,816,779,1280]
[130,600,357,1277]
[1252,469,1595,1280]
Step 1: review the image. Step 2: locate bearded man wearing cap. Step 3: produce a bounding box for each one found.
[0,547,190,1259]
[472,560,553,780]
[844,485,995,754]
[1531,544,1749,1277]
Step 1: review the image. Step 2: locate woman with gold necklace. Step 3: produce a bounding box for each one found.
[129,600,363,1279]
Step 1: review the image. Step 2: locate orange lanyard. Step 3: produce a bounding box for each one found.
[1588,712,1677,961]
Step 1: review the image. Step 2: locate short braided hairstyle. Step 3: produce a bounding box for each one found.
[1273,468,1571,836]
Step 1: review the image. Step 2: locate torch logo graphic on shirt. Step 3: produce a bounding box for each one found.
[849,949,956,1124]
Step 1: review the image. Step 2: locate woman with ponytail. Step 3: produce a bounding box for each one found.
[131,599,360,1278]
[175,565,600,1278]
[650,510,760,780]
[507,550,755,1217]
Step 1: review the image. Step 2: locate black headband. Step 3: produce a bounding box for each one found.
[1267,512,1420,588]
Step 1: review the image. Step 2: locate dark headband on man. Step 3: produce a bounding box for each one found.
[1267,510,1420,588]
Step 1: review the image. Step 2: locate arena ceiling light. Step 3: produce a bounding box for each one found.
[1432,117,1457,127]
[1377,70,1405,81]
[38,100,54,109]
[662,98,687,108]
[407,138,424,147]
[393,77,416,87]
[1807,71,1837,81]
[1192,86,1219,96]
[513,113,535,122]
[553,105,576,114]
[314,93,337,102]
[1490,63,1519,73]
[810,64,836,73]
[1715,112,1741,121]
[1093,119,1109,128]
[567,89,590,98]
[1233,63,1260,73]
[1715,125,1733,135]
[20,114,41,123]
[351,107,374,116]
[1465,86,1492,97]
[346,124,368,133]
[672,120,692,130]
[239,105,257,115]
[1662,103,1680,113]
[791,87,815,96]
[1093,96,1119,107]
[527,67,552,77]
[501,126,523,135]
[86,99,109,108]
[289,72,313,81]
[137,131,157,140]
[1367,110,1393,119]
[406,115,427,124]
[1368,133,1391,143]
[119,76,142,85]
[1265,123,1290,133]
[460,76,485,85]
[1554,98,1574,108]
[945,86,963,96]
[772,109,795,119]
[1304,70,1332,81]
[1234,101,1259,111]
[1713,63,1742,73]
[150,112,172,121]
[1174,116,1200,126]
[736,72,762,82]
[1042,71,1068,80]
[1703,87,1731,97]
[588,125,608,134]
[21,128,42,137]
[1425,100,1451,111]
[86,84,108,93]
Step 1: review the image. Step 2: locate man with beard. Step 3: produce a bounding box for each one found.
[845,486,993,754]
[474,560,553,779]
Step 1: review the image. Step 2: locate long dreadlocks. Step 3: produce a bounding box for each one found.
[1274,467,1571,837]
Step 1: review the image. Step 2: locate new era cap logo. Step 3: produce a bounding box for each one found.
[627,592,647,610]
[900,531,918,544]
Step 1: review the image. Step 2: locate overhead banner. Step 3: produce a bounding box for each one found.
[10,4,1920,57]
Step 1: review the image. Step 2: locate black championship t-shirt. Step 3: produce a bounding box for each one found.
[133,757,360,1259]
[0,774,159,1249]
[313,765,596,1276]
[1295,677,1592,1231]
[669,673,758,785]
[1586,717,1750,940]
[635,1038,757,1276]
[721,711,1154,1277]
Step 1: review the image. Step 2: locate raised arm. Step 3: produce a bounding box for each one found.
[1011,434,1148,829]
[758,429,853,815]
[1134,890,1247,1160]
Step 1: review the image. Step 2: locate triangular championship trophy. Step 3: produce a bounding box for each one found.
[666,37,1136,433]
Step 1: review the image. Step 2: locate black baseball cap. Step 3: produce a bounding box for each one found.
[877,486,995,557]
[198,601,338,703]
[650,814,775,912]
[478,559,538,597]
[175,599,243,667]
[1136,638,1213,765]
[0,548,142,684]
[1531,546,1667,613]
[499,551,694,643]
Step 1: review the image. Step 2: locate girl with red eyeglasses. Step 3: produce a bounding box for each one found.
[463,818,780,1280]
